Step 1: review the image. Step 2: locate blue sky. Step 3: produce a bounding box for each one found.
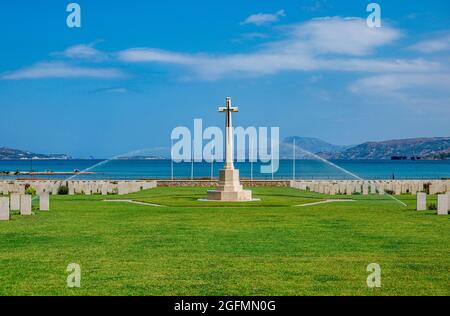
[0,0,449,158]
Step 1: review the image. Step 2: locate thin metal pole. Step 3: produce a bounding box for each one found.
[293,138,296,181]
[271,157,274,180]
[210,161,213,180]
[250,141,254,182]
[171,139,174,180]
[211,140,214,180]
[191,139,194,180]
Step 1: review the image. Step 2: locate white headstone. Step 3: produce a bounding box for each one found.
[1,183,9,195]
[362,183,369,195]
[68,182,75,195]
[394,183,402,195]
[52,184,59,195]
[330,184,338,196]
[410,183,418,195]
[416,192,427,211]
[437,194,448,215]
[39,193,50,211]
[338,183,346,194]
[378,184,385,195]
[84,183,92,195]
[417,182,424,192]
[143,181,153,190]
[323,184,330,195]
[101,184,108,196]
[10,193,21,211]
[20,194,32,216]
[127,182,136,193]
[0,197,10,221]
[45,183,52,194]
[345,183,353,195]
[118,182,128,195]
[401,183,408,194]
[93,182,100,194]
[107,183,115,194]
[354,183,362,194]
[73,182,80,194]
[370,184,377,194]
[448,192,450,211]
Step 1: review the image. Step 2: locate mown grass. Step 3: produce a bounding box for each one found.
[0,187,448,296]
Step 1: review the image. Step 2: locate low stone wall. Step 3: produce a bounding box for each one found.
[156,180,218,187]
[156,180,291,187]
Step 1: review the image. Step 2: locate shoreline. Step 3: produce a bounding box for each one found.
[0,171,95,175]
[0,158,449,161]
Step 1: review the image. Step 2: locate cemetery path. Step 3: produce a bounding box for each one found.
[295,199,355,207]
[103,199,164,207]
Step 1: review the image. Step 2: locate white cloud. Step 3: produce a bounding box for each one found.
[89,87,132,94]
[349,73,450,111]
[118,48,198,64]
[349,73,450,98]
[301,0,330,12]
[231,32,270,43]
[63,44,101,58]
[0,62,125,80]
[116,17,436,79]
[410,33,450,53]
[284,17,401,56]
[241,10,286,26]
[318,58,438,73]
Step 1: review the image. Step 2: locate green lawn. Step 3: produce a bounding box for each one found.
[0,187,449,296]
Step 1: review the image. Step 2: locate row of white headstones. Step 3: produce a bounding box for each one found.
[68,181,157,195]
[291,180,450,196]
[0,180,158,196]
[0,193,49,221]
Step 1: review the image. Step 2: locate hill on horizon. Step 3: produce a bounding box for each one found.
[0,147,71,160]
[283,137,349,155]
[316,137,450,160]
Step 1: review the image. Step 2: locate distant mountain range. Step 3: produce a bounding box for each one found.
[283,136,351,154]
[282,137,450,160]
[0,147,71,160]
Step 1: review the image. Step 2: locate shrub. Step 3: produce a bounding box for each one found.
[428,203,436,210]
[423,183,430,195]
[58,185,69,195]
[25,186,36,196]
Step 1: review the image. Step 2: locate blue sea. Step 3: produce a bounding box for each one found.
[0,159,449,180]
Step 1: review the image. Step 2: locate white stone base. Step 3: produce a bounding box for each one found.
[207,189,253,201]
[206,168,253,202]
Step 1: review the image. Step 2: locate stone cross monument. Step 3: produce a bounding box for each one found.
[207,97,253,201]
